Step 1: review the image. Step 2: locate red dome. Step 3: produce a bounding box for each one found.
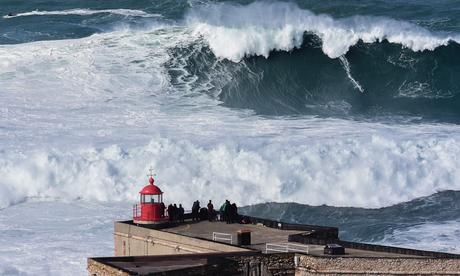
[139,177,163,195]
[140,184,163,195]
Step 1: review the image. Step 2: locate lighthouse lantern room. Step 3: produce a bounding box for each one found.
[133,169,166,224]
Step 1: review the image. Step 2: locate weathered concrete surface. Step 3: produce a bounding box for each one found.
[115,221,437,259]
[163,220,302,252]
[295,254,460,275]
[157,220,432,258]
[114,221,252,256]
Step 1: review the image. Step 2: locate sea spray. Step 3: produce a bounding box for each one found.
[2,133,460,209]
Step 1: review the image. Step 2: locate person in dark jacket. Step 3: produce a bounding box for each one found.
[219,202,226,222]
[192,200,200,221]
[191,201,197,221]
[223,200,231,224]
[167,204,173,222]
[178,204,185,222]
[230,203,238,223]
[173,204,178,222]
[207,200,214,221]
[160,202,166,217]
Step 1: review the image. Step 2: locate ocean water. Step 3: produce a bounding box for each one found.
[1,0,460,274]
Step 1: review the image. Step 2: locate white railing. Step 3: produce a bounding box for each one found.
[212,232,233,244]
[265,243,309,254]
[133,204,141,220]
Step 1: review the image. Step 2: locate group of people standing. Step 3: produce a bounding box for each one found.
[167,203,185,222]
[166,199,239,223]
[191,200,202,221]
[219,200,239,224]
[190,200,218,221]
[190,199,239,223]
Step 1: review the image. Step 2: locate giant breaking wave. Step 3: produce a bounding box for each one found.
[169,2,460,118]
[186,1,460,61]
[1,1,460,210]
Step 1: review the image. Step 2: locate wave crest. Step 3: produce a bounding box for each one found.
[186,1,459,61]
[3,8,161,19]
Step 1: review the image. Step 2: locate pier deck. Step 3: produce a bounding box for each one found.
[163,220,427,258]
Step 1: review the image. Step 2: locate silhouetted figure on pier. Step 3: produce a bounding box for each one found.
[219,202,225,221]
[167,204,174,222]
[173,204,178,221]
[207,200,215,221]
[178,204,184,222]
[192,200,200,221]
[199,207,208,220]
[230,203,238,223]
[221,200,231,224]
[160,202,166,218]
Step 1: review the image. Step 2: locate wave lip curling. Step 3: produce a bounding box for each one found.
[186,1,460,62]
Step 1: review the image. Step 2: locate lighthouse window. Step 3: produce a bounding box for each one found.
[143,195,155,203]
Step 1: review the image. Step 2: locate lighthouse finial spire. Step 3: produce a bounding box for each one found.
[147,167,156,184]
[147,167,155,178]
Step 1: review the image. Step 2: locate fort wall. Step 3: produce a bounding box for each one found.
[114,221,251,256]
[88,218,460,275]
[295,255,460,275]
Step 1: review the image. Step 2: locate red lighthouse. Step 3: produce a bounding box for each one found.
[133,170,166,224]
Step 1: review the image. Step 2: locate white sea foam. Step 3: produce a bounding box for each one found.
[3,8,161,19]
[2,27,460,210]
[380,220,460,254]
[186,1,460,61]
[2,131,460,210]
[397,80,455,99]
[0,201,130,275]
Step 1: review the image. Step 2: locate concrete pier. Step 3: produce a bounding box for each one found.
[88,216,460,275]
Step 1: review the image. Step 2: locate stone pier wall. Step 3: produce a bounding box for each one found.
[296,255,460,275]
[88,252,296,276]
[228,252,296,276]
[87,259,129,276]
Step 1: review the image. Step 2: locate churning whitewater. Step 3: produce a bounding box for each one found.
[1,0,460,274]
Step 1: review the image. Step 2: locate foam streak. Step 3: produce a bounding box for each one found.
[339,56,364,93]
[3,8,161,19]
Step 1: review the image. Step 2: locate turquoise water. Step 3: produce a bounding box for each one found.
[2,1,460,120]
